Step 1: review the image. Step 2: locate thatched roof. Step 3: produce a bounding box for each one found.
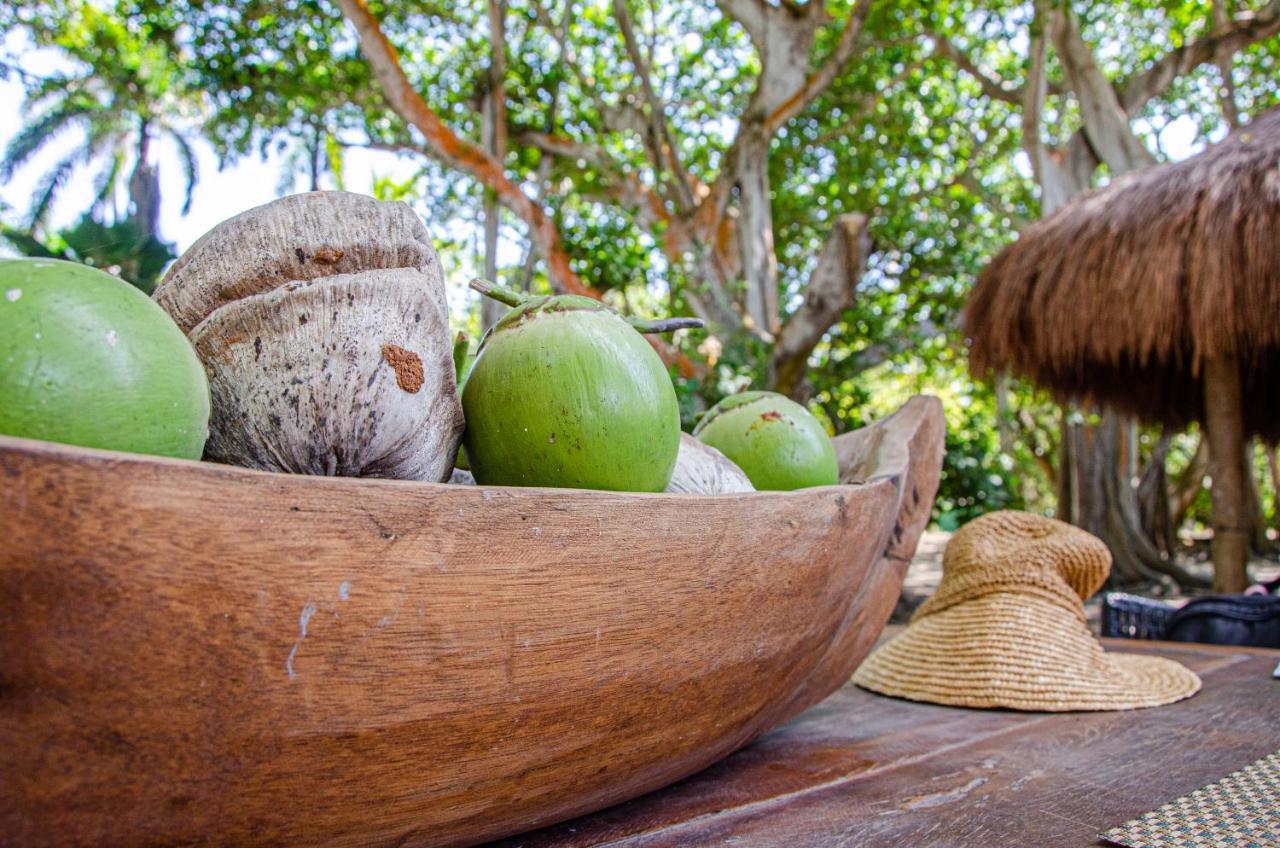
[966,108,1280,440]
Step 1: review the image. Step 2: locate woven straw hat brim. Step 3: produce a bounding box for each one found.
[853,592,1201,711]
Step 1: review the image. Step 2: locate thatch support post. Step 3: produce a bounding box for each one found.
[1203,352,1249,592]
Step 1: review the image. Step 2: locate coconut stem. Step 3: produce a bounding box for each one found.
[626,316,705,334]
[452,331,470,386]
[469,276,704,334]
[469,277,526,308]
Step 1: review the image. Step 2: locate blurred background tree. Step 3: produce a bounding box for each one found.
[0,0,202,289]
[2,0,1277,582]
[0,210,173,291]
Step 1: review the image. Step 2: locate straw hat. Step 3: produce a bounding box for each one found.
[854,511,1201,711]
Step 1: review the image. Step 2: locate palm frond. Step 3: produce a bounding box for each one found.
[80,112,134,159]
[26,153,80,229]
[1,101,92,181]
[0,225,66,259]
[168,129,199,214]
[91,150,126,208]
[23,73,85,114]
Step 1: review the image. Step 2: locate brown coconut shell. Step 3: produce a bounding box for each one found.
[155,191,444,334]
[190,268,463,480]
[665,433,755,495]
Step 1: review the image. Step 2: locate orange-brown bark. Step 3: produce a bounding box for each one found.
[337,0,590,299]
[336,0,699,375]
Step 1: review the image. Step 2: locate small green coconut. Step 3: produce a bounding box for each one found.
[0,258,210,459]
[692,391,837,491]
[463,279,699,491]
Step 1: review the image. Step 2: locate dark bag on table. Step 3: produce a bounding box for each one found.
[1163,591,1280,649]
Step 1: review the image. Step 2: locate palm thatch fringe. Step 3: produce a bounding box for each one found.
[966,107,1280,441]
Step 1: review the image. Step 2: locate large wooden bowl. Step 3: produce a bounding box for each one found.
[0,395,943,847]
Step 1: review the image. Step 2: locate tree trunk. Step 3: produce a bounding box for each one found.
[1170,434,1208,525]
[1060,411,1208,588]
[994,373,1016,457]
[128,120,161,239]
[1138,433,1178,557]
[480,0,508,330]
[768,213,871,399]
[481,195,504,328]
[1267,443,1280,528]
[480,107,504,328]
[308,126,323,192]
[1058,414,1153,583]
[1244,440,1272,554]
[1203,353,1249,591]
[1026,1,1194,588]
[735,126,779,337]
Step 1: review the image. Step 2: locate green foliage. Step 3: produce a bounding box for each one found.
[1,211,176,292]
[558,203,653,294]
[2,1,200,227]
[935,400,1022,531]
[3,0,1278,527]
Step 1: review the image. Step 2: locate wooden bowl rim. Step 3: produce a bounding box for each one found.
[0,431,886,502]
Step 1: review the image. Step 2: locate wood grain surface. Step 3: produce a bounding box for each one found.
[489,641,1280,847]
[781,396,946,718]
[0,396,943,847]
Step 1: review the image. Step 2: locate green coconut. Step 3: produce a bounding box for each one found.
[462,279,699,491]
[0,258,210,459]
[692,391,837,491]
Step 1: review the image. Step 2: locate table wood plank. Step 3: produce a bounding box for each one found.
[490,642,1280,847]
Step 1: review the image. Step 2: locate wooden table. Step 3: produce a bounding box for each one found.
[490,640,1280,847]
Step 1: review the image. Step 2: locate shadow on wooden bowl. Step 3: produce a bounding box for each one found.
[0,395,944,847]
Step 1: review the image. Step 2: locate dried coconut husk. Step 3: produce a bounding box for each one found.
[191,268,463,480]
[665,433,754,495]
[449,467,476,485]
[156,191,445,334]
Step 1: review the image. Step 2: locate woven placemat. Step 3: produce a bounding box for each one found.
[1100,751,1280,848]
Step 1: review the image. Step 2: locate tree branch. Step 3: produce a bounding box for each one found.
[610,0,698,211]
[811,55,927,145]
[337,0,701,376]
[714,0,771,46]
[517,131,672,227]
[1212,0,1242,128]
[336,0,591,299]
[769,213,872,398]
[928,33,1023,105]
[1119,0,1280,115]
[763,0,873,132]
[1047,4,1155,174]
